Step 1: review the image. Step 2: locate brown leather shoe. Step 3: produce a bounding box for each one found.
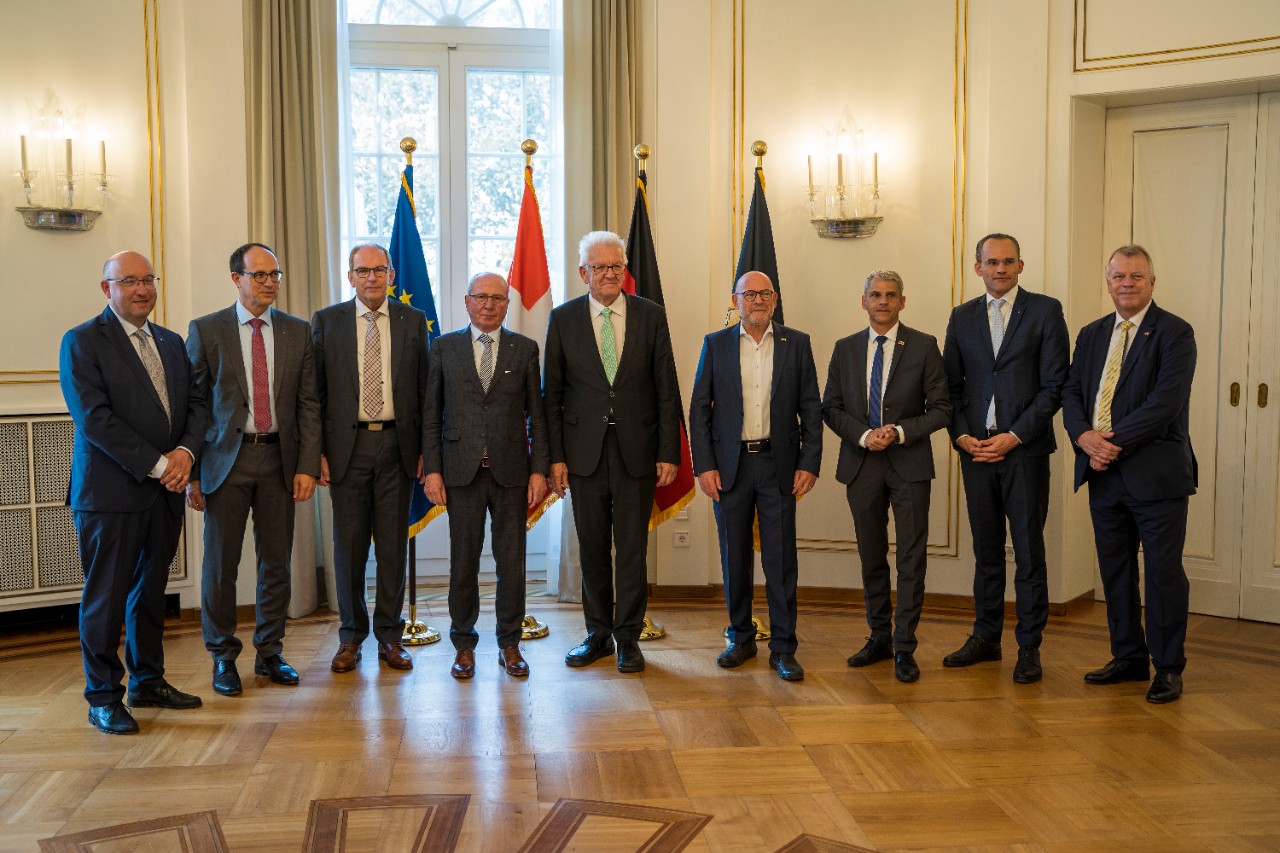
[499,645,530,677]
[377,641,413,671]
[451,648,476,679]
[330,642,362,673]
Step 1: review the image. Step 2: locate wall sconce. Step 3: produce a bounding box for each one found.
[807,127,882,239]
[14,99,112,232]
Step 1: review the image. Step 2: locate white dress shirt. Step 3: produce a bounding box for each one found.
[1091,301,1152,429]
[470,324,501,376]
[355,297,395,421]
[235,300,279,433]
[738,322,774,441]
[589,293,626,363]
[859,323,906,447]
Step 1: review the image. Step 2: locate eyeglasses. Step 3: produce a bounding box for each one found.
[584,263,625,276]
[351,266,390,280]
[106,276,159,288]
[736,289,776,302]
[238,270,284,284]
[466,294,509,306]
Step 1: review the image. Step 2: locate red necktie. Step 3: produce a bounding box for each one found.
[249,317,272,432]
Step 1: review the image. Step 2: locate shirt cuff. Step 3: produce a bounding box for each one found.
[148,454,167,479]
[858,429,871,448]
[895,426,906,445]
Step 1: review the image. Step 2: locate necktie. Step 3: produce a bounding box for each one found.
[362,311,383,419]
[135,329,172,426]
[248,318,271,433]
[600,306,618,384]
[478,333,494,392]
[868,335,887,429]
[986,297,1006,430]
[1095,320,1134,432]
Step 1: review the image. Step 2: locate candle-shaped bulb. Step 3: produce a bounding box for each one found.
[807,154,813,187]
[65,138,73,176]
[20,135,28,172]
[873,152,879,190]
[99,140,106,175]
[837,153,844,187]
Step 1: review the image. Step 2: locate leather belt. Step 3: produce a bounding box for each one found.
[242,433,279,445]
[742,438,771,452]
[357,420,396,431]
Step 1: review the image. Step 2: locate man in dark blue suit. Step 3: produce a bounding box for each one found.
[942,233,1070,684]
[690,271,823,682]
[60,250,208,734]
[1062,244,1196,704]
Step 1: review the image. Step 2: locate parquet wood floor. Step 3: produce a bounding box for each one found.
[3,594,1279,852]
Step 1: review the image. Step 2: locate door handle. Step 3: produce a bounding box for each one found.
[1260,383,1269,408]
[1230,382,1240,406]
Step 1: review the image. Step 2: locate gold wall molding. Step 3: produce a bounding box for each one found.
[1074,0,1280,72]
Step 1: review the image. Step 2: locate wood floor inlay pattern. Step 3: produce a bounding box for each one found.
[7,597,1280,851]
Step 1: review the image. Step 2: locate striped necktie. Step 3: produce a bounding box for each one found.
[1095,320,1134,432]
[600,306,618,384]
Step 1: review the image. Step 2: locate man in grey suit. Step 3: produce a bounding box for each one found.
[312,243,429,674]
[423,272,549,679]
[544,230,683,674]
[822,270,952,683]
[186,242,321,697]
[941,233,1069,684]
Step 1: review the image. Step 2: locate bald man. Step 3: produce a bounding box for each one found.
[60,251,208,734]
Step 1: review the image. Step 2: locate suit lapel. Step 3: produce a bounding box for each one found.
[1084,317,1113,407]
[102,310,167,418]
[152,325,184,422]
[967,297,996,366]
[335,301,360,392]
[851,329,870,417]
[1117,303,1156,388]
[996,293,1028,361]
[611,294,636,385]
[489,328,518,396]
[579,297,612,386]
[885,327,908,390]
[269,308,290,405]
[769,321,788,400]
[217,307,250,405]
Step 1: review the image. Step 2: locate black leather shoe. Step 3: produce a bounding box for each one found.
[769,652,804,682]
[894,652,920,683]
[1146,671,1183,704]
[847,636,893,668]
[718,640,758,668]
[1013,646,1043,684]
[254,654,300,685]
[565,633,614,667]
[88,702,139,735]
[129,680,203,709]
[616,639,646,673]
[212,660,242,696]
[943,635,1002,667]
[1083,657,1150,685]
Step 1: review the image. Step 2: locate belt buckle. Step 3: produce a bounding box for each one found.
[368,422,384,431]
[480,457,491,468]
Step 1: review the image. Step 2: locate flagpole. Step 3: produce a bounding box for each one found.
[400,135,441,647]
[632,142,668,643]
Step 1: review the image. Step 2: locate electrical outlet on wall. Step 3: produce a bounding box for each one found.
[673,530,690,547]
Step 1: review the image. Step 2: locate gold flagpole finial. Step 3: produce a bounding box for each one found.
[400,137,417,166]
[521,138,538,167]
[751,140,767,169]
[634,143,650,176]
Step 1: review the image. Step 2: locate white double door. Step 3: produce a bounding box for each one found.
[1103,93,1280,623]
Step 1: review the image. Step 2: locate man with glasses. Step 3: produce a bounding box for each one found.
[186,242,321,696]
[822,270,951,683]
[311,243,430,674]
[423,272,548,679]
[544,230,682,673]
[61,251,208,734]
[941,233,1070,683]
[690,271,822,682]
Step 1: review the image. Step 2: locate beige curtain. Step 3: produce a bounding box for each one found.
[243,0,344,617]
[590,0,641,233]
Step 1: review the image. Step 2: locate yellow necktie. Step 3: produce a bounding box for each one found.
[1095,320,1134,432]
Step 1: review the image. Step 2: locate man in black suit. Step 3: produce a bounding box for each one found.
[543,230,682,673]
[60,250,207,734]
[942,233,1070,683]
[186,243,321,696]
[690,271,822,681]
[312,243,429,675]
[1061,244,1196,704]
[424,272,549,679]
[823,270,952,683]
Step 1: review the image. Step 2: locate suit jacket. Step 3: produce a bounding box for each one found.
[543,293,682,478]
[1060,301,1197,500]
[688,321,823,491]
[822,324,952,485]
[942,289,1070,455]
[311,299,429,481]
[186,305,321,493]
[60,307,208,514]
[424,327,549,488]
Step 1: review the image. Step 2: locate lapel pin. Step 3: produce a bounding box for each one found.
[780,336,787,343]
[896,339,905,346]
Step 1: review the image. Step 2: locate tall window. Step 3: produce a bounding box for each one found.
[344,0,556,333]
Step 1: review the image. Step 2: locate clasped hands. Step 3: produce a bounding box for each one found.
[1075,429,1122,471]
[956,431,1020,463]
[863,425,899,452]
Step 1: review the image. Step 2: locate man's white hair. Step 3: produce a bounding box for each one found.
[578,230,628,266]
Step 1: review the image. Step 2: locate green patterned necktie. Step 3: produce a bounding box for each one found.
[600,306,618,384]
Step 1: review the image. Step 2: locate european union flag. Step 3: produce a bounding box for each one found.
[389,164,443,537]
